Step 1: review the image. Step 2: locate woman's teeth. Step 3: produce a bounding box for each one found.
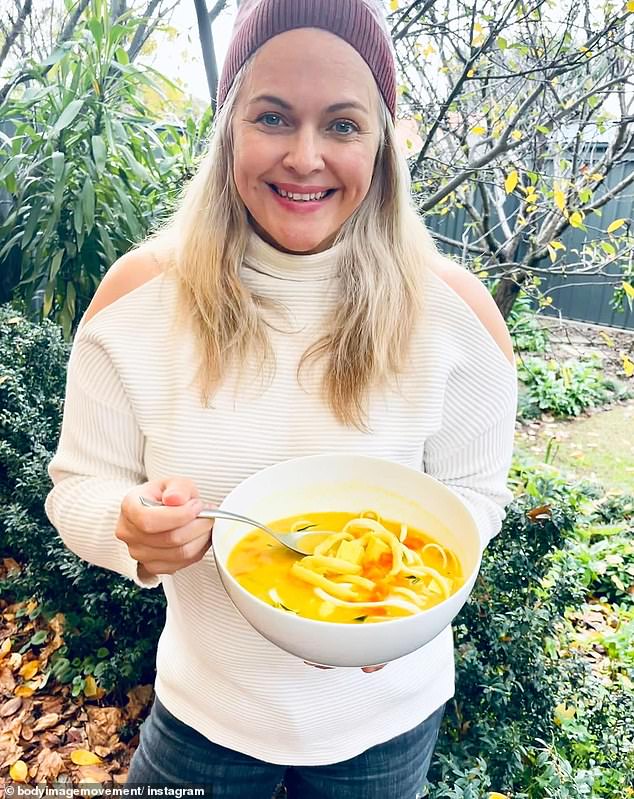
[272,185,330,202]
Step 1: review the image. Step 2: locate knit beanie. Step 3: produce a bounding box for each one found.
[217,0,397,119]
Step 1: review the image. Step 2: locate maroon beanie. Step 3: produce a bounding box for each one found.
[217,0,397,119]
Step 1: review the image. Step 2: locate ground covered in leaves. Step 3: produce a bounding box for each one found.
[0,580,153,788]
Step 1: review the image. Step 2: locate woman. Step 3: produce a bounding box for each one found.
[45,1,517,796]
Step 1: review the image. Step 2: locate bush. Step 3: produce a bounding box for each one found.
[517,355,619,419]
[0,305,166,696]
[0,2,212,336]
[507,292,550,354]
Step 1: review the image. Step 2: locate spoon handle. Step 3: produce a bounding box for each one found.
[138,496,271,533]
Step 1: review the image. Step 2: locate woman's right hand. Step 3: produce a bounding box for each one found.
[117,477,214,577]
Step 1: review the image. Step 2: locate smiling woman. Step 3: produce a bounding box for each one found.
[45,1,517,797]
[231,30,381,256]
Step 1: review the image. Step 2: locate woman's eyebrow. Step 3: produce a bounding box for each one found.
[247,94,368,114]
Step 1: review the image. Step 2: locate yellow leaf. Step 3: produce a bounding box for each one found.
[599,331,615,348]
[569,211,584,228]
[0,638,11,657]
[607,218,626,234]
[488,794,510,799]
[627,1,634,12]
[477,271,489,278]
[550,240,566,251]
[467,69,475,77]
[554,189,566,212]
[511,129,523,141]
[547,245,557,263]
[71,750,103,766]
[622,354,634,378]
[471,125,486,135]
[19,660,39,680]
[505,170,519,193]
[15,685,35,698]
[390,0,399,9]
[10,759,28,782]
[590,172,603,181]
[623,281,634,300]
[84,675,98,697]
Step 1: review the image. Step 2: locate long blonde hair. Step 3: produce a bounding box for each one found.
[144,57,439,431]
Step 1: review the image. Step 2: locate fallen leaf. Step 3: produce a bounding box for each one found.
[10,759,28,782]
[33,712,60,732]
[34,747,65,782]
[70,749,103,766]
[87,706,122,751]
[0,638,11,658]
[20,725,34,742]
[19,661,40,680]
[15,685,36,698]
[0,666,16,694]
[0,696,22,717]
[78,765,111,783]
[126,685,153,720]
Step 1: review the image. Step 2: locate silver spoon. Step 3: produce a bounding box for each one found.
[139,496,318,555]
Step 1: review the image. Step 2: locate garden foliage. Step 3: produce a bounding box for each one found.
[0,1,212,337]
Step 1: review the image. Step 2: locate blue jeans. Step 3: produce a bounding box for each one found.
[126,696,444,798]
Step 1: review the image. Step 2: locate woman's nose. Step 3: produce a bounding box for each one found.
[282,127,325,174]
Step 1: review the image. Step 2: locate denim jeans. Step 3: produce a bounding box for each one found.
[126,696,444,798]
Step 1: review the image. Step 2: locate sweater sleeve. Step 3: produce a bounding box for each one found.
[45,326,161,589]
[421,290,518,549]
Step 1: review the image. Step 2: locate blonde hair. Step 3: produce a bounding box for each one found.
[143,55,439,431]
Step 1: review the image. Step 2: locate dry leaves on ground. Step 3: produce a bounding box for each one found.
[0,569,155,787]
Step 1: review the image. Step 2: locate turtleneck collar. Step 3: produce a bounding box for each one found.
[243,229,341,281]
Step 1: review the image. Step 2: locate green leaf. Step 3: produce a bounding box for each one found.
[43,280,55,318]
[73,196,83,238]
[87,18,103,48]
[113,183,141,238]
[115,47,129,65]
[497,36,508,50]
[22,198,44,247]
[600,241,616,256]
[66,281,77,320]
[99,227,117,264]
[91,135,107,173]
[30,630,48,646]
[50,249,64,281]
[51,100,84,136]
[51,151,65,182]
[81,176,95,233]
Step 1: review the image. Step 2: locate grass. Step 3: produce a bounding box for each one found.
[514,399,634,493]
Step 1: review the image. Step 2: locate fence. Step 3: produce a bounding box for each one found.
[424,145,634,331]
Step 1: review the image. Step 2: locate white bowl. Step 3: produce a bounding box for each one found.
[213,454,481,667]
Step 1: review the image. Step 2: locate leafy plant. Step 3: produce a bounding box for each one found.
[0,305,166,695]
[517,355,619,419]
[0,0,212,336]
[507,291,550,354]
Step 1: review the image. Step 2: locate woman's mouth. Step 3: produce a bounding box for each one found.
[267,184,337,204]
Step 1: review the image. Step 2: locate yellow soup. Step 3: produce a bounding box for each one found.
[227,511,463,624]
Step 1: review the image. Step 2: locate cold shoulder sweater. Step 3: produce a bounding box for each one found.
[46,231,517,765]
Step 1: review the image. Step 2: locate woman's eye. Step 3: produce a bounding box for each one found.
[258,113,284,126]
[332,120,358,135]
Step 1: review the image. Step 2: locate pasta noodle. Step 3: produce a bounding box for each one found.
[227,510,462,624]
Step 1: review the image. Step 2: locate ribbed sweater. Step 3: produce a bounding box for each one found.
[45,231,517,765]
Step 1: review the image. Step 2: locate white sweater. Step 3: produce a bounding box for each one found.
[46,231,517,765]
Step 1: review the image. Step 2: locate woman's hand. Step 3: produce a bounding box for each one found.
[304,662,387,673]
[117,477,214,577]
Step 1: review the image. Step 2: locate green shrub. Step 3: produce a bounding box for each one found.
[0,305,166,695]
[0,1,212,336]
[517,355,619,419]
[507,291,550,353]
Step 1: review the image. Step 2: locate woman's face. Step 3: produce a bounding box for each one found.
[232,28,382,255]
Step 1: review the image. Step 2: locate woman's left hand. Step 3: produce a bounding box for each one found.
[304,662,386,673]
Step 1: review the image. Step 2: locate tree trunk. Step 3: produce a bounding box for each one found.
[494,271,525,320]
[193,0,219,111]
[0,0,32,72]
